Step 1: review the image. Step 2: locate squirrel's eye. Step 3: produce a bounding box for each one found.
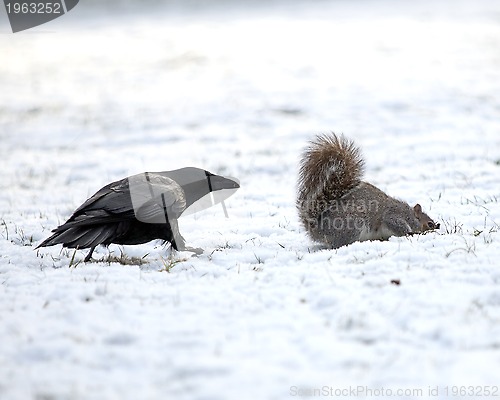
[427,221,435,229]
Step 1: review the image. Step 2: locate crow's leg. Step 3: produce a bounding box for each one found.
[172,234,186,251]
[168,220,202,255]
[171,237,203,255]
[84,246,96,262]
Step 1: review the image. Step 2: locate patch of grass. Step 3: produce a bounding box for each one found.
[102,249,149,266]
[445,237,477,258]
[435,192,442,202]
[68,248,82,268]
[42,247,150,267]
[441,218,464,234]
[245,237,267,247]
[0,218,7,240]
[159,257,187,272]
[473,218,498,245]
[253,253,264,264]
[9,223,34,246]
[208,241,232,260]
[278,216,290,229]
[461,195,498,210]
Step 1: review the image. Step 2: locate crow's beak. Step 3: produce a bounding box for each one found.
[210,175,240,191]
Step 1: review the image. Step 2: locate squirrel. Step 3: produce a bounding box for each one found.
[296,133,439,248]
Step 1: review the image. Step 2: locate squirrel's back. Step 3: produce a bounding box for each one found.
[296,133,439,248]
[297,134,365,205]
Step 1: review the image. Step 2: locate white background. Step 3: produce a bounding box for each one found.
[1,0,499,399]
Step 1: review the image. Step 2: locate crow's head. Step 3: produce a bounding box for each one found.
[205,171,240,191]
[162,167,240,214]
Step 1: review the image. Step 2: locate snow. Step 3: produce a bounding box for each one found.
[1,0,500,399]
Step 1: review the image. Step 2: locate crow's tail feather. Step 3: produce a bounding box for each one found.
[36,225,118,251]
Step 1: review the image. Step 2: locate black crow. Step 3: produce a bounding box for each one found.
[36,167,239,262]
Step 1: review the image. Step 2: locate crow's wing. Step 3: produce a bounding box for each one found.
[72,177,131,215]
[60,173,186,228]
[129,173,186,223]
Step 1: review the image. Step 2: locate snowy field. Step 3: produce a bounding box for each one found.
[1,0,500,399]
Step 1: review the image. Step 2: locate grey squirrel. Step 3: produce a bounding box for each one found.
[297,133,439,248]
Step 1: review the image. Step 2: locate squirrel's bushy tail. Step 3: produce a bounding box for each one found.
[297,133,365,204]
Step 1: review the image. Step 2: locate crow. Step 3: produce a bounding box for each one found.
[36,167,240,262]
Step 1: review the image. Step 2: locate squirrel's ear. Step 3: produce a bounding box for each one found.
[413,204,422,213]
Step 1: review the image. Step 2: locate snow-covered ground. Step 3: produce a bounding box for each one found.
[1,0,500,399]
